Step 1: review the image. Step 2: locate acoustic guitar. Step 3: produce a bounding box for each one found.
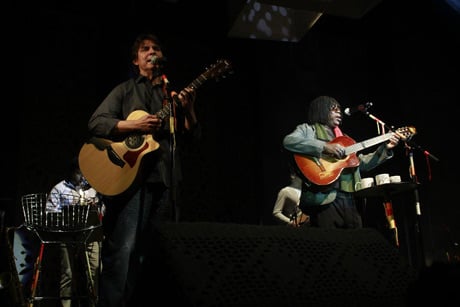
[79,59,232,196]
[293,126,416,186]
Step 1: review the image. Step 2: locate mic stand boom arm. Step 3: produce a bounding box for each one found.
[405,140,440,162]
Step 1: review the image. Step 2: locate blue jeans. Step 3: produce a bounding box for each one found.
[97,183,169,307]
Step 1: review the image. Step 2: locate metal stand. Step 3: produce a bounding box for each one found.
[358,105,438,269]
[20,193,102,307]
[161,74,179,223]
[26,226,100,307]
[404,140,439,268]
[363,110,409,249]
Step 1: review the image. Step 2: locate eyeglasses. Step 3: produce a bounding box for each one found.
[330,106,341,113]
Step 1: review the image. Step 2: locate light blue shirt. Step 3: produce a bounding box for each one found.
[46,180,99,212]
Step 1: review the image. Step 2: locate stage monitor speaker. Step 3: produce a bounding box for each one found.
[142,222,417,307]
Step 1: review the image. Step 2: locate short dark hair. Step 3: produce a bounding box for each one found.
[129,33,162,75]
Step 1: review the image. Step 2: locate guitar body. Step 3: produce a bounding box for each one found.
[293,126,416,186]
[79,110,160,196]
[294,136,360,186]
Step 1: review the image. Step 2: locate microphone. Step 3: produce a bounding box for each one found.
[344,102,373,116]
[149,55,167,65]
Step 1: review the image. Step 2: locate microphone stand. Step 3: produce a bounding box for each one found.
[362,110,401,248]
[162,75,179,223]
[404,139,439,269]
[362,107,439,269]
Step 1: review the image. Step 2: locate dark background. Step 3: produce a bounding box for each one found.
[6,0,460,266]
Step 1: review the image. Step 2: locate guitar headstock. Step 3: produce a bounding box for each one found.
[395,126,416,141]
[202,59,233,81]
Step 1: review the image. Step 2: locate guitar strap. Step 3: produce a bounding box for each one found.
[333,126,343,137]
[313,123,332,141]
[161,74,177,132]
[161,74,169,106]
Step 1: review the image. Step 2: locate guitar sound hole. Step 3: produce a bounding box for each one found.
[125,135,144,149]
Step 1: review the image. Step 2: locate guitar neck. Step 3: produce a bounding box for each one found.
[345,133,393,155]
[155,59,231,121]
[155,71,210,120]
[187,73,208,90]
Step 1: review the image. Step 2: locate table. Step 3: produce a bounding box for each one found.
[354,182,418,247]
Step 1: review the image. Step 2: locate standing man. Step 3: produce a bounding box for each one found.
[283,95,400,229]
[82,33,200,307]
